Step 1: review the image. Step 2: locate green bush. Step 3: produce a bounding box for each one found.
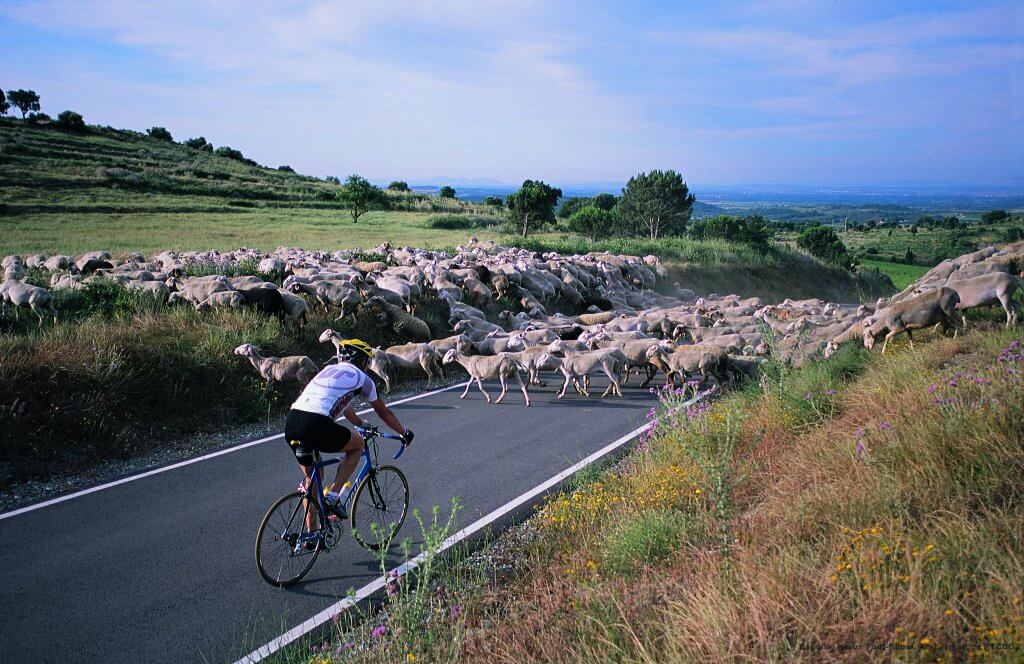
[688,215,772,250]
[797,225,854,270]
[56,110,86,132]
[425,214,495,230]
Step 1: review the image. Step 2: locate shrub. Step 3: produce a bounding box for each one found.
[214,145,245,161]
[558,196,590,219]
[147,126,173,141]
[55,110,86,132]
[484,195,504,208]
[276,165,295,173]
[981,209,1009,224]
[184,136,213,151]
[425,214,494,230]
[688,214,772,250]
[797,225,854,270]
[388,180,410,192]
[438,185,457,200]
[567,205,618,240]
[325,175,341,185]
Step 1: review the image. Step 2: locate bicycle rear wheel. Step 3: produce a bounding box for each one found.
[349,465,409,552]
[255,491,324,586]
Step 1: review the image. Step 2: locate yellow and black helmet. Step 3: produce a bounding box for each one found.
[337,338,373,362]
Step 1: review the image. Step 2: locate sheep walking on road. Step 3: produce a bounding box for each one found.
[233,343,317,389]
[442,348,530,406]
[0,280,58,325]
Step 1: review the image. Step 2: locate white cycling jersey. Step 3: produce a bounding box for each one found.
[290,362,378,419]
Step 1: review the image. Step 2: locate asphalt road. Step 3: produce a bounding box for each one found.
[0,378,656,663]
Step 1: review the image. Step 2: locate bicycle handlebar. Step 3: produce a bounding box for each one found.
[355,425,407,460]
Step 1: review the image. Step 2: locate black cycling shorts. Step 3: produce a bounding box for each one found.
[284,409,352,466]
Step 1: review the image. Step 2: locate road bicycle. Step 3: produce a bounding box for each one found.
[255,425,410,586]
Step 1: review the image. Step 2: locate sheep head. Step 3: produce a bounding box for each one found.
[234,343,259,357]
[318,329,338,344]
[442,348,459,364]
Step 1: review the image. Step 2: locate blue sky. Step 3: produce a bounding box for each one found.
[3,1,1022,187]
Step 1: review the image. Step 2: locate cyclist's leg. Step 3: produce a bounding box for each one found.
[329,429,365,494]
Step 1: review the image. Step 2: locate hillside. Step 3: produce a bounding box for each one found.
[0,119,498,254]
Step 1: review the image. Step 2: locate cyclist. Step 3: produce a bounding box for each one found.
[285,339,414,520]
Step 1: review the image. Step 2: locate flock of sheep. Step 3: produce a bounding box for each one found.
[3,239,1022,406]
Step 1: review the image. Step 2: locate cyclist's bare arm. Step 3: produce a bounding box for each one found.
[341,403,366,428]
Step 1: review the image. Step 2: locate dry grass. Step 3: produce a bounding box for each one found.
[299,325,1024,663]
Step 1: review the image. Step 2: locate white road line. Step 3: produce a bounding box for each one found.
[233,391,708,664]
[0,381,470,522]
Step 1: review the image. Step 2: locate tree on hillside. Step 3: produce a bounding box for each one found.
[325,175,341,185]
[337,174,388,224]
[277,165,295,173]
[55,110,86,132]
[26,112,51,125]
[439,186,457,199]
[0,90,9,115]
[557,197,590,219]
[568,205,617,241]
[591,192,617,211]
[618,169,694,240]
[506,180,562,238]
[797,226,853,270]
[147,126,173,141]
[7,89,41,119]
[214,145,245,161]
[387,181,410,192]
[484,195,504,208]
[981,210,1009,224]
[688,214,772,250]
[184,136,213,152]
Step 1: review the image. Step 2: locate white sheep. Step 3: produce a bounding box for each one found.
[442,348,530,406]
[538,349,625,399]
[233,343,318,389]
[0,280,58,325]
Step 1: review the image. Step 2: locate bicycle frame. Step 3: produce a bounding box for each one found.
[300,426,406,529]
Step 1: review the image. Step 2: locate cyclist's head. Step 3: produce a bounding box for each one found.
[337,338,373,370]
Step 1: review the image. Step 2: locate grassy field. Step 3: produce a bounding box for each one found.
[0,208,505,255]
[292,324,1024,663]
[859,258,929,290]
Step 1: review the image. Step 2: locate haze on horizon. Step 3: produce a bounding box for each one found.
[3,1,1022,188]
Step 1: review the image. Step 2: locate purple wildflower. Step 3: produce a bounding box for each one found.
[855,440,867,460]
[804,392,813,400]
[948,379,958,387]
[450,604,461,619]
[853,427,864,441]
[880,421,890,431]
[372,625,387,638]
[826,389,837,396]
[927,384,937,394]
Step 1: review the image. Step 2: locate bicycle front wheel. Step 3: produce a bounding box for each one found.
[255,491,324,586]
[350,465,409,552]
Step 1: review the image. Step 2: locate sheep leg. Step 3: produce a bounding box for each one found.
[494,373,509,403]
[515,370,530,406]
[460,379,472,399]
[557,372,571,399]
[420,357,434,388]
[476,377,491,403]
[906,329,914,348]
